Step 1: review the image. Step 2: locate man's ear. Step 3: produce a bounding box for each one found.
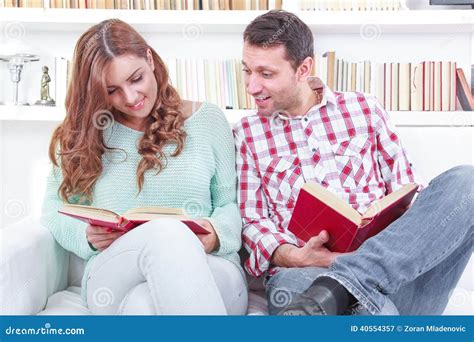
[146,49,155,71]
[297,56,314,82]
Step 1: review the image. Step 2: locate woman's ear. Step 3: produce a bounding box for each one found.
[146,49,155,71]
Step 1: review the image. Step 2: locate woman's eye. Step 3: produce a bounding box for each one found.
[132,75,143,83]
[107,89,116,95]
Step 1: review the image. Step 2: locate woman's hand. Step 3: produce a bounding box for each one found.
[86,225,124,251]
[194,219,220,254]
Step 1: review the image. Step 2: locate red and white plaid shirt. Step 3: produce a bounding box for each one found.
[234,83,423,278]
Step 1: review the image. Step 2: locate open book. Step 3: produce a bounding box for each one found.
[288,183,419,252]
[58,205,210,235]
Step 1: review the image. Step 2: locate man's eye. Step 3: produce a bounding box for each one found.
[262,73,272,78]
[242,69,250,74]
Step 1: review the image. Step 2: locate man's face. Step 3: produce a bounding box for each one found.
[242,42,302,116]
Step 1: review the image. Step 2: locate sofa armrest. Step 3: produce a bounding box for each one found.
[0,217,69,314]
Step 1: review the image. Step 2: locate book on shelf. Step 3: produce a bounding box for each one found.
[59,204,211,234]
[2,0,282,9]
[456,68,474,111]
[297,0,404,11]
[288,182,419,253]
[312,51,460,111]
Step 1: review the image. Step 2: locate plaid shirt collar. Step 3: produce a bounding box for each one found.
[258,78,338,126]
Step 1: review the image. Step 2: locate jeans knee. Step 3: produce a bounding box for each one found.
[130,218,201,247]
[434,165,474,190]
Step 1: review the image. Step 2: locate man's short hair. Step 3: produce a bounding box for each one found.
[243,10,314,70]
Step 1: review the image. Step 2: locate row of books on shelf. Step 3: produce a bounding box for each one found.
[297,0,405,11]
[48,56,473,112]
[0,0,283,9]
[313,52,473,111]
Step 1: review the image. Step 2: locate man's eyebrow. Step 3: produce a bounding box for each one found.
[107,67,142,89]
[241,61,275,71]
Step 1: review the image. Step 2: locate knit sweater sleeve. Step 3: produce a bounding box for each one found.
[40,166,99,260]
[206,106,242,258]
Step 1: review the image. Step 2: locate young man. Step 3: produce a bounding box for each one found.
[234,10,473,315]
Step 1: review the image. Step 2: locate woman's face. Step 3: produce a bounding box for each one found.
[104,51,158,130]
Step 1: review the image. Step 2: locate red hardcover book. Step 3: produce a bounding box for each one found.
[288,182,419,252]
[58,204,210,234]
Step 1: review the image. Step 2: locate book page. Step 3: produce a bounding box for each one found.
[124,207,186,216]
[363,183,418,219]
[60,204,120,222]
[303,182,362,225]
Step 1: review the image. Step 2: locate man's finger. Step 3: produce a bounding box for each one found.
[307,230,329,249]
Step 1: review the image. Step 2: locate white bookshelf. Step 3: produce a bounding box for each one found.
[0,7,472,229]
[0,105,472,127]
[0,8,472,33]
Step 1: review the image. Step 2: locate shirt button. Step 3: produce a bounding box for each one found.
[312,148,317,152]
[304,117,308,122]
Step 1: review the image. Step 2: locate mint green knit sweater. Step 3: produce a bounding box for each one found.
[41,102,243,299]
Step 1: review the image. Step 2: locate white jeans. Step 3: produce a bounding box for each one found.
[86,218,247,315]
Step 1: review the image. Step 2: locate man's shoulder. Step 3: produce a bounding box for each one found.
[233,113,269,135]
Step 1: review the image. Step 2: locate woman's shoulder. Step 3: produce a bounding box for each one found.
[182,101,228,125]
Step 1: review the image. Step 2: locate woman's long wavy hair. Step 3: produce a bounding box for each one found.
[49,19,186,203]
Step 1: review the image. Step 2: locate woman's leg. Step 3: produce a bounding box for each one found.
[118,256,248,315]
[86,217,227,315]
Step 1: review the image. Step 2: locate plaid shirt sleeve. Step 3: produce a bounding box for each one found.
[372,97,422,193]
[234,122,298,277]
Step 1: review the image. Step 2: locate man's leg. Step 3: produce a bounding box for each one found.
[265,267,328,315]
[284,165,473,315]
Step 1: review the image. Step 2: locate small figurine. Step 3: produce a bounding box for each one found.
[35,65,55,106]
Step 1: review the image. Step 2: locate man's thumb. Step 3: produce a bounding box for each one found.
[308,230,329,248]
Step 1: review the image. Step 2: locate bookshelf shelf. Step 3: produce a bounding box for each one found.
[0,105,472,127]
[0,8,472,33]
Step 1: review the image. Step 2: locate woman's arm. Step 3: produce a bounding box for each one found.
[41,166,99,260]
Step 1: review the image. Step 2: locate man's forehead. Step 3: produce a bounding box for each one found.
[242,43,290,67]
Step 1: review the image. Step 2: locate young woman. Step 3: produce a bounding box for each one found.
[41,19,247,315]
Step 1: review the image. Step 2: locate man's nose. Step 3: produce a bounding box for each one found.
[246,75,263,95]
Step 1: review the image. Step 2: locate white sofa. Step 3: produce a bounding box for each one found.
[0,216,472,315]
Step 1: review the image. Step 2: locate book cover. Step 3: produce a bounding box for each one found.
[288,182,419,252]
[59,205,211,235]
[456,68,474,111]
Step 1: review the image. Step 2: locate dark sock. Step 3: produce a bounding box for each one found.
[314,276,358,314]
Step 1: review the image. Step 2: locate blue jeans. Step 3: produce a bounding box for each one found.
[266,165,473,315]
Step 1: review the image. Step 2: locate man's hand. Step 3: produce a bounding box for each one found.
[86,225,124,251]
[195,219,220,254]
[271,230,344,268]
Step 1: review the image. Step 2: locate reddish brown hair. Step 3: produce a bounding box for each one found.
[49,19,186,203]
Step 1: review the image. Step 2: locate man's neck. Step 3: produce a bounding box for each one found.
[287,87,322,118]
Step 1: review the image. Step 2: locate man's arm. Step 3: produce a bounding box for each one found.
[372,97,423,193]
[234,122,299,277]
